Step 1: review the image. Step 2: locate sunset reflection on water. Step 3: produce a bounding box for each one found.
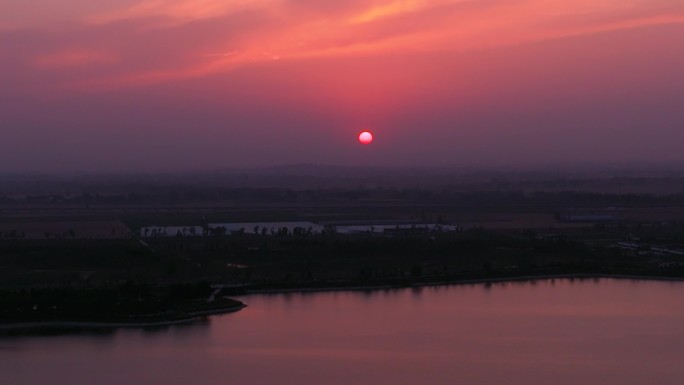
[2,278,684,385]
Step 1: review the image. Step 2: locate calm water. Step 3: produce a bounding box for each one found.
[2,278,684,385]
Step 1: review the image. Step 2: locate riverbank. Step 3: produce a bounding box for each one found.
[238,273,684,296]
[3,276,679,331]
[0,283,247,333]
[4,273,684,333]
[0,302,246,332]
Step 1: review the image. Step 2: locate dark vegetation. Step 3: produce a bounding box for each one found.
[0,281,243,326]
[2,168,684,327]
[2,224,684,291]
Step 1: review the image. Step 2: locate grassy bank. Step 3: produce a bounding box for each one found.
[0,282,245,332]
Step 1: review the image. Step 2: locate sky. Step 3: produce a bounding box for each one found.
[1,0,684,172]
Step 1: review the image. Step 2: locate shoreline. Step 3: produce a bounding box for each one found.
[4,274,684,332]
[0,303,246,332]
[240,274,684,295]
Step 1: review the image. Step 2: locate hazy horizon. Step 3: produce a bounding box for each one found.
[4,162,684,184]
[2,1,683,173]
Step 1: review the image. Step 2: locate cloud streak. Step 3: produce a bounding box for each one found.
[33,50,119,69]
[2,0,683,91]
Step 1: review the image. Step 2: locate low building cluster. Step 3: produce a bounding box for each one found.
[140,222,462,237]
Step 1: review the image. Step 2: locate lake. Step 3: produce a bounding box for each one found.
[2,278,684,385]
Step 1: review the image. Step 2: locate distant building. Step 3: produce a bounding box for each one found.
[140,226,204,237]
[141,221,463,237]
[335,224,461,235]
[556,212,617,223]
[208,222,324,235]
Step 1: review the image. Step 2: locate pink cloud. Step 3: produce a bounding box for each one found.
[2,0,684,92]
[85,0,277,26]
[33,50,118,69]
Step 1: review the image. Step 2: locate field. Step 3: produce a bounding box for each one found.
[1,169,684,292]
[0,220,130,239]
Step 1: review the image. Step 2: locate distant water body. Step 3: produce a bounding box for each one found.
[2,278,684,385]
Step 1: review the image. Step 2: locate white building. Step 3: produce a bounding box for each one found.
[335,223,461,234]
[208,221,325,235]
[140,226,204,237]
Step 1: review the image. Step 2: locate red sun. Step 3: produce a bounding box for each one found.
[358,131,373,145]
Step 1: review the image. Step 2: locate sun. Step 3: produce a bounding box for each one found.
[358,131,373,145]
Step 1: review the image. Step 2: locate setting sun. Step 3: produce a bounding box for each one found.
[358,131,374,145]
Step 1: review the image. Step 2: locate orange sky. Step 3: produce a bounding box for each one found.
[1,0,684,171]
